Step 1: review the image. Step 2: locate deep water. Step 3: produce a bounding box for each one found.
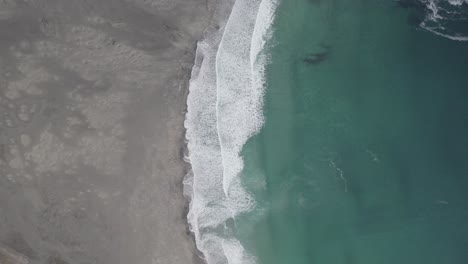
[238,0,468,263]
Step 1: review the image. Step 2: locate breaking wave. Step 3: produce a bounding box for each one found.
[419,0,468,41]
[184,0,278,263]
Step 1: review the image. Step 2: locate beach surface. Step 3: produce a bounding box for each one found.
[0,0,217,263]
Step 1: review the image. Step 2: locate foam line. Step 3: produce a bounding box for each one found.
[184,0,278,263]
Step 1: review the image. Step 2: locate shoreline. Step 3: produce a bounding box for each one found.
[180,74,207,264]
[182,0,236,263]
[183,0,277,263]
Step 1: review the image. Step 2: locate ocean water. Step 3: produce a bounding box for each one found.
[185,0,468,264]
[239,0,468,263]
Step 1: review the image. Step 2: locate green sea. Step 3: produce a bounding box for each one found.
[238,0,468,263]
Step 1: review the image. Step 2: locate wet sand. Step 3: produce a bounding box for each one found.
[0,0,217,263]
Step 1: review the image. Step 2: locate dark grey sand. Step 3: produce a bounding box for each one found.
[0,0,216,263]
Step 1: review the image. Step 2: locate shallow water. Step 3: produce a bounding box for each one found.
[239,0,468,263]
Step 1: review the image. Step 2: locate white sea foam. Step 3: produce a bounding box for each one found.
[421,24,468,41]
[420,0,468,41]
[448,0,464,6]
[184,0,278,263]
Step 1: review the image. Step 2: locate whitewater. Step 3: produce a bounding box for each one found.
[420,0,468,41]
[183,0,278,264]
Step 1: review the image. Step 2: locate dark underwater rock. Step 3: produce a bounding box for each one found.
[303,44,331,65]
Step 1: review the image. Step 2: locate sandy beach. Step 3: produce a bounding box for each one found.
[0,0,217,263]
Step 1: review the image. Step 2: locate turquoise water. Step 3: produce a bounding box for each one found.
[239,0,468,263]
